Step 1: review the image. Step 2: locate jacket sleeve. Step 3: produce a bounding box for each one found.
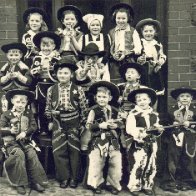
[0,113,11,136]
[26,111,37,136]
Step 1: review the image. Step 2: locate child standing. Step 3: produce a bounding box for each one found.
[0,89,47,195]
[56,5,83,61]
[0,43,30,113]
[86,81,123,195]
[126,88,163,195]
[22,7,48,60]
[109,3,142,84]
[79,13,110,67]
[45,59,88,189]
[161,87,196,192]
[28,31,61,134]
[136,18,166,95]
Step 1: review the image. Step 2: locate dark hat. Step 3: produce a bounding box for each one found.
[136,18,161,33]
[49,58,78,82]
[33,31,61,50]
[57,5,82,23]
[1,43,27,56]
[89,81,120,103]
[23,7,48,23]
[119,63,145,78]
[170,87,196,100]
[128,88,157,106]
[6,89,35,103]
[78,43,106,59]
[110,3,134,18]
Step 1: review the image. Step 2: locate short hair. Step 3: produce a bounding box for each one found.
[112,8,133,23]
[135,93,152,105]
[12,94,28,101]
[25,13,48,31]
[41,37,55,46]
[140,24,158,39]
[7,49,23,54]
[96,87,111,96]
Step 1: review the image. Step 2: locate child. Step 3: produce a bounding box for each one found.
[78,13,110,66]
[109,3,142,84]
[45,59,88,189]
[56,5,83,61]
[0,43,30,113]
[28,31,61,134]
[86,81,123,195]
[0,89,47,195]
[136,18,166,95]
[22,7,48,60]
[161,87,196,192]
[126,88,163,195]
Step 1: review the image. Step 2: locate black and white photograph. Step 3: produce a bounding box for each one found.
[0,0,196,195]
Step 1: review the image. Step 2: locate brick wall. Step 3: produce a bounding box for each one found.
[167,0,196,107]
[0,0,18,66]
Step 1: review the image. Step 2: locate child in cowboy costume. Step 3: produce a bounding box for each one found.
[136,18,166,96]
[160,87,196,193]
[0,89,47,195]
[108,3,142,84]
[56,5,83,61]
[126,88,163,195]
[22,7,48,60]
[78,13,110,72]
[0,43,30,113]
[86,81,123,195]
[28,31,61,134]
[45,59,88,189]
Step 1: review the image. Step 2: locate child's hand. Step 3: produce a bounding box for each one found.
[5,72,12,80]
[99,122,109,129]
[10,72,18,79]
[10,127,19,135]
[16,71,24,79]
[157,58,165,66]
[16,132,26,141]
[137,56,146,65]
[183,121,190,128]
[155,125,164,132]
[30,67,40,75]
[154,65,162,73]
[48,122,53,131]
[173,121,179,126]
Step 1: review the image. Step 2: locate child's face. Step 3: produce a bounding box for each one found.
[116,11,128,28]
[178,93,192,105]
[11,95,28,112]
[141,25,156,41]
[84,55,99,66]
[135,93,151,110]
[40,38,55,56]
[89,20,101,36]
[125,68,140,82]
[62,13,77,29]
[57,67,72,84]
[28,13,42,32]
[95,91,111,107]
[7,49,22,65]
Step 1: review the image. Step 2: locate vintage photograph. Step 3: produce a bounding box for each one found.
[0,0,196,195]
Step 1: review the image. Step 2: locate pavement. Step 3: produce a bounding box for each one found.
[1,175,196,196]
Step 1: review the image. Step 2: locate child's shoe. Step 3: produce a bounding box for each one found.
[142,189,153,195]
[69,179,78,188]
[16,186,26,195]
[31,183,45,192]
[105,185,119,195]
[60,180,69,188]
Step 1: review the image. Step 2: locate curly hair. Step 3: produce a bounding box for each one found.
[60,10,78,29]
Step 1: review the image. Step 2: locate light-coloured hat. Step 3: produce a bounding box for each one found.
[83,14,104,29]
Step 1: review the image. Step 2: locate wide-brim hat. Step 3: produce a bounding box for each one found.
[128,88,157,106]
[78,43,106,59]
[110,3,134,18]
[119,63,145,78]
[23,7,48,24]
[170,87,196,100]
[6,89,35,103]
[33,31,61,50]
[49,59,78,82]
[136,18,161,33]
[57,5,82,23]
[89,81,120,103]
[1,43,27,56]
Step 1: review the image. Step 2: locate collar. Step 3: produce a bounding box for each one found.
[27,30,37,37]
[141,38,158,46]
[115,24,130,32]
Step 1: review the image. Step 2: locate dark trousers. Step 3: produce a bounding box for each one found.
[4,142,47,186]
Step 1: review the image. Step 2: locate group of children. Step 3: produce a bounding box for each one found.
[0,3,195,196]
